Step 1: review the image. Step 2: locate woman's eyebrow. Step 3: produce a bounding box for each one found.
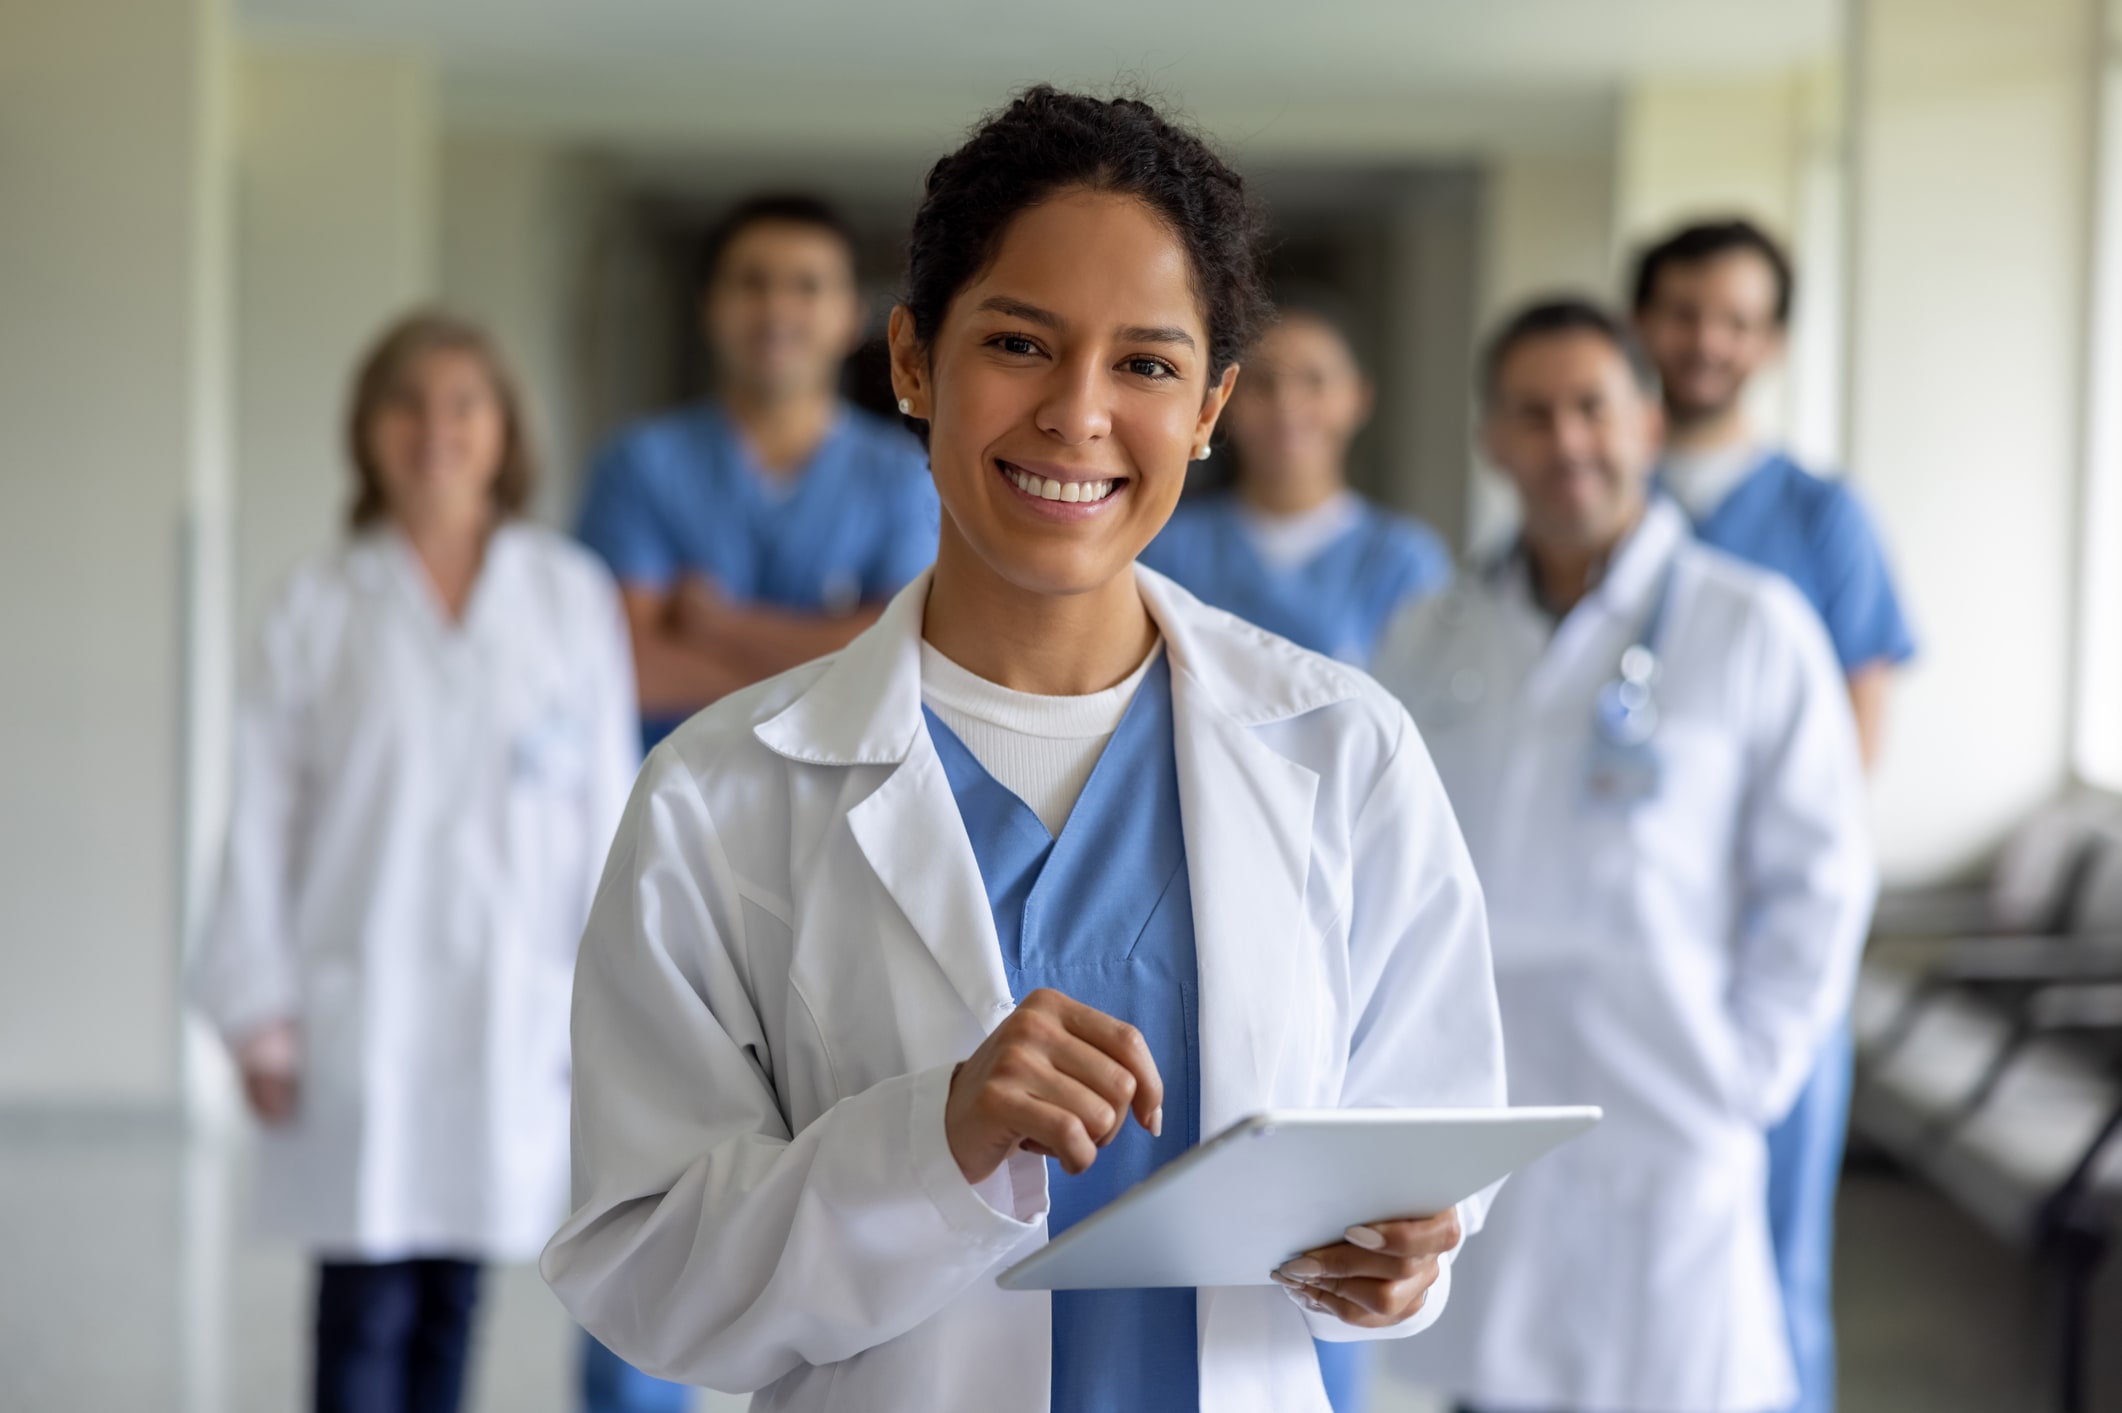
[1119,324,1196,350]
[975,296,1197,352]
[977,296,1062,328]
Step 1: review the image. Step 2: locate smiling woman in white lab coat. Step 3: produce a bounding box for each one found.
[539,87,1507,1413]
[190,313,639,1413]
[1374,300,1875,1413]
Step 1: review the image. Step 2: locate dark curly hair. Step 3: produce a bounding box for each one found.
[900,86,1272,436]
[1630,218,1794,326]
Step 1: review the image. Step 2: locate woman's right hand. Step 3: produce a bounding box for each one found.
[236,1019,301,1126]
[945,988,1164,1185]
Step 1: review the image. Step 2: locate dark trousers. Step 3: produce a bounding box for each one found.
[314,1258,483,1413]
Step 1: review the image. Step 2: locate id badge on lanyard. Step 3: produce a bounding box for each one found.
[1582,568,1674,811]
[1584,734,1664,808]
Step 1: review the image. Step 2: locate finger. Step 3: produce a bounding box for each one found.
[1019,1064,1129,1150]
[1343,1209,1462,1259]
[1274,1276,1393,1329]
[1288,1267,1435,1326]
[1042,1034,1143,1144]
[1053,999,1164,1136]
[1320,1272,1431,1323]
[1279,1242,1424,1284]
[985,1017,1123,1144]
[994,1091,1099,1175]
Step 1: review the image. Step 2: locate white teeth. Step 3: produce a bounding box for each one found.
[1002,465,1117,503]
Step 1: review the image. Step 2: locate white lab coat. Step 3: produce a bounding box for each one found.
[191,523,639,1261]
[1373,499,1875,1413]
[540,565,1507,1413]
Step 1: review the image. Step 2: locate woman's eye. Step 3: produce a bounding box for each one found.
[990,334,1041,357]
[1124,357,1177,380]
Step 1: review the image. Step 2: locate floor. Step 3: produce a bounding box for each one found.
[0,1117,2110,1412]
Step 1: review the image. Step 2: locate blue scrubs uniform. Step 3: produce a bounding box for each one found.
[926,655,1202,1412]
[1686,450,1915,1413]
[1139,493,1450,665]
[578,401,939,749]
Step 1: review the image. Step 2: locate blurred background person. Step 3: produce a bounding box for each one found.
[1140,293,1450,666]
[577,193,940,753]
[187,312,640,1413]
[1634,219,1917,1413]
[1374,300,1875,1413]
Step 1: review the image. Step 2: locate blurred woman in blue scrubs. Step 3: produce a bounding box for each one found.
[1139,296,1450,666]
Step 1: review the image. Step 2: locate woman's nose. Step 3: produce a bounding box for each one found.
[1034,358,1113,445]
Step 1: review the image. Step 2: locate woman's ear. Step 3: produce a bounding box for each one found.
[887,305,929,419]
[1193,362,1241,451]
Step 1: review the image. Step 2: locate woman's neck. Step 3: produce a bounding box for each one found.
[725,385,839,475]
[922,534,1158,697]
[1237,465,1344,517]
[395,508,491,621]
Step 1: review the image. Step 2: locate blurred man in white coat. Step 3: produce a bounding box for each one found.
[1375,299,1874,1413]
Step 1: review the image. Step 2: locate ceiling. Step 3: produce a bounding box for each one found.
[240,0,1843,158]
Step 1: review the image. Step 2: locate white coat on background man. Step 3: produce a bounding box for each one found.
[1374,302,1874,1413]
[539,565,1508,1413]
[190,523,640,1260]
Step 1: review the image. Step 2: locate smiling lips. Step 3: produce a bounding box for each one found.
[999,460,1122,505]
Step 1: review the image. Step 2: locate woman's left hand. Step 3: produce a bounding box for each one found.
[1269,1208,1462,1328]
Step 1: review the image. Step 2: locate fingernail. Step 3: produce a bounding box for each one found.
[1344,1225,1387,1250]
[1150,1107,1163,1138]
[1302,1296,1330,1313]
[1279,1258,1324,1279]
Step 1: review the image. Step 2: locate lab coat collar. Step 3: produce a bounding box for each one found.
[1591,494,1689,623]
[351,520,528,638]
[1499,494,1688,700]
[752,563,1363,767]
[1497,493,1688,627]
[754,562,1339,1079]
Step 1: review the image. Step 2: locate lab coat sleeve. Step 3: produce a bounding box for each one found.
[540,750,1042,1392]
[188,592,311,1045]
[1311,706,1509,1343]
[1728,597,1877,1128]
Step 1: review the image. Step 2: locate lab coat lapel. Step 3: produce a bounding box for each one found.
[1523,497,1688,704]
[845,734,1018,1030]
[1171,692,1318,1137]
[755,572,1016,1031]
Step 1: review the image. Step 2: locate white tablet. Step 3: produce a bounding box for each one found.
[995,1106,1600,1291]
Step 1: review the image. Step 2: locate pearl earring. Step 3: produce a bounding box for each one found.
[898,398,914,415]
[1195,444,1212,461]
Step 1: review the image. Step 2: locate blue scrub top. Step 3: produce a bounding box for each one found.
[577,401,939,746]
[1687,451,1916,672]
[925,655,1201,1413]
[1138,492,1451,665]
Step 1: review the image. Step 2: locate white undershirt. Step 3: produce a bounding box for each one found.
[1235,490,1363,572]
[919,640,1163,836]
[1659,439,1764,522]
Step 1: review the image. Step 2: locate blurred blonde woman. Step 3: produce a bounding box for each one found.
[192,312,639,1413]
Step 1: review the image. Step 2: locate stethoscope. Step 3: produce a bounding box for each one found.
[1432,551,1677,747]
